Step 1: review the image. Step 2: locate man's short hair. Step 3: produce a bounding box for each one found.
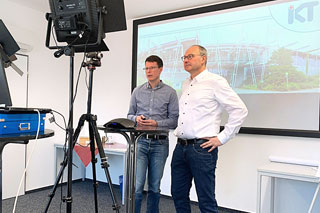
[192,45,207,65]
[145,55,163,68]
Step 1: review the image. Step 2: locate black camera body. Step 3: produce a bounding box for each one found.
[49,0,101,44]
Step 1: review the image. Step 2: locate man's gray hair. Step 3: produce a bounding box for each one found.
[192,45,207,65]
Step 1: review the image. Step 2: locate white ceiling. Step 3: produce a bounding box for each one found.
[10,0,231,19]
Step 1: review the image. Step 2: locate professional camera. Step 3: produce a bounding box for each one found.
[46,0,127,53]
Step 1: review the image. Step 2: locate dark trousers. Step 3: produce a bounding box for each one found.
[171,140,218,213]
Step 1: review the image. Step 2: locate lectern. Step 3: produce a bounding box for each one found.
[99,125,169,213]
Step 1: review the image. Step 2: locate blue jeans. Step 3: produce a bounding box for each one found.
[171,140,219,213]
[135,137,169,213]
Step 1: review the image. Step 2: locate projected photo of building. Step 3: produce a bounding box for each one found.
[136,0,320,94]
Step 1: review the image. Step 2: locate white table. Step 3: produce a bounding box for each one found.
[54,142,127,204]
[257,162,320,213]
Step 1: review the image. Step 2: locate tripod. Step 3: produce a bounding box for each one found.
[44,51,120,213]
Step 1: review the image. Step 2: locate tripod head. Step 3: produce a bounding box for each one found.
[82,52,103,70]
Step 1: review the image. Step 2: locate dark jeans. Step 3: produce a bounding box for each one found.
[135,137,169,213]
[171,140,218,213]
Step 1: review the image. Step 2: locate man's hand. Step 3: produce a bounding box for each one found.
[200,137,222,152]
[140,119,158,126]
[136,115,145,126]
[136,115,158,126]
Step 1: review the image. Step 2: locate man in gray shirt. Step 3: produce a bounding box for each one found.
[128,55,179,213]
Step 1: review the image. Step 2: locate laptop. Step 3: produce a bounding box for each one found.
[0,58,51,114]
[0,62,51,114]
[0,19,51,114]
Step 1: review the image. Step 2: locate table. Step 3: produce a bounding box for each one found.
[257,162,320,213]
[54,142,127,204]
[0,129,54,213]
[98,125,169,213]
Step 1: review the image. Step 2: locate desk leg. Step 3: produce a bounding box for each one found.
[116,132,134,213]
[122,151,127,205]
[114,132,144,213]
[270,177,275,213]
[125,144,131,211]
[257,173,262,213]
[127,134,137,213]
[0,143,9,213]
[127,133,144,213]
[308,183,320,213]
[0,148,2,213]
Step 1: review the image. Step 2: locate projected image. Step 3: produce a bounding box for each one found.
[136,0,320,95]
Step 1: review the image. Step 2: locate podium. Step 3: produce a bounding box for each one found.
[0,129,54,212]
[98,125,169,213]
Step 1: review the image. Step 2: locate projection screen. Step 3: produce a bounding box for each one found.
[132,0,320,138]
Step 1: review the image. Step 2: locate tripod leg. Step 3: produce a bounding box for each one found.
[73,114,88,143]
[44,153,68,213]
[89,117,121,213]
[89,123,99,213]
[44,115,87,213]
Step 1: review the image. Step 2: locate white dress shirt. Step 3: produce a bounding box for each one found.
[174,69,248,144]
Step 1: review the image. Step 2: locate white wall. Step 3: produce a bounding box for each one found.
[1,1,320,212]
[0,0,51,199]
[216,134,320,212]
[1,0,132,193]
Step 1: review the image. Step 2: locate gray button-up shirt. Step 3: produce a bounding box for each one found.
[127,81,179,129]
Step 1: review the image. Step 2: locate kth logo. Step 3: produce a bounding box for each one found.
[288,1,319,24]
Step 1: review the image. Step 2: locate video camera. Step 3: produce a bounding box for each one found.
[46,0,127,53]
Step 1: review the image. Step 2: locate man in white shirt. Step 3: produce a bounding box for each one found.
[171,45,248,213]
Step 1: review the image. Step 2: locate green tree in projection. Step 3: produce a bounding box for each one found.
[261,48,316,91]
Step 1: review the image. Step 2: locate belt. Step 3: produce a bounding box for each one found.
[177,138,206,145]
[143,134,168,140]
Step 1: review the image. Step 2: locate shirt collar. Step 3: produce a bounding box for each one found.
[189,69,209,83]
[146,80,163,89]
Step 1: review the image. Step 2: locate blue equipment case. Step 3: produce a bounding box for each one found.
[0,107,50,134]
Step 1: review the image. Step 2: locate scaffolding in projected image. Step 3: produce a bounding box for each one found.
[137,40,269,89]
[137,39,320,92]
[206,44,268,88]
[137,39,196,89]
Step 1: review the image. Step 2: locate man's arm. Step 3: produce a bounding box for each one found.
[201,78,247,152]
[215,77,248,144]
[127,88,138,123]
[156,90,179,129]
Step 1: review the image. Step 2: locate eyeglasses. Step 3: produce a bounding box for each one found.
[181,54,204,61]
[143,66,158,71]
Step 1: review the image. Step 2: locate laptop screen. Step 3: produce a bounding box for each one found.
[0,60,12,106]
[0,19,20,107]
[0,19,20,58]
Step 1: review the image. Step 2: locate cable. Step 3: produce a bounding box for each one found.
[49,23,90,210]
[51,24,58,47]
[48,18,90,211]
[50,110,67,131]
[58,133,68,212]
[56,119,69,212]
[53,24,88,58]
[50,109,74,210]
[72,35,90,104]
[76,142,90,148]
[12,109,41,213]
